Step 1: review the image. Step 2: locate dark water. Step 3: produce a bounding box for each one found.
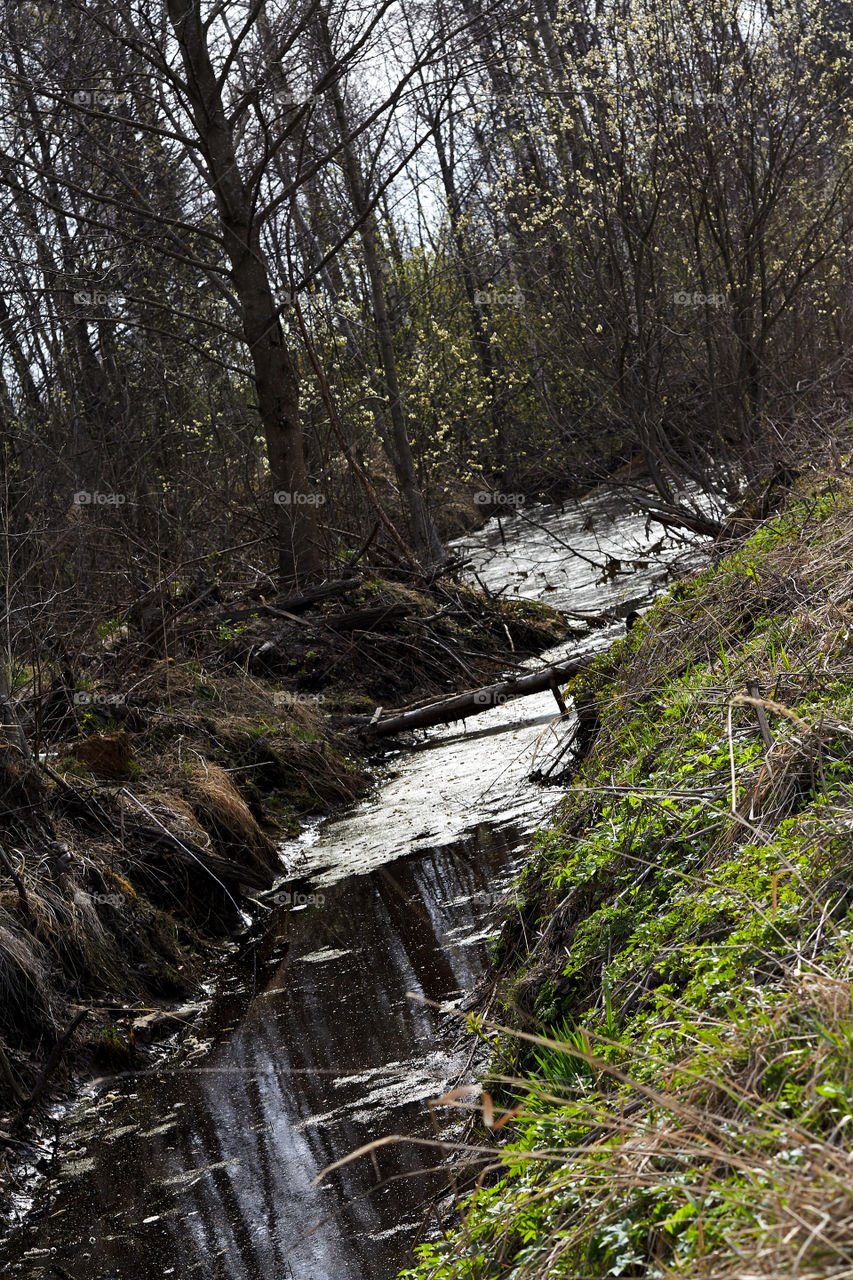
[2,825,530,1280]
[0,494,703,1279]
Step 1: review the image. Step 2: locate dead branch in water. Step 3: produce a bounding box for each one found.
[339,653,601,736]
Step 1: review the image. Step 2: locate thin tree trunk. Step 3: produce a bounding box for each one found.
[430,116,507,474]
[166,0,321,585]
[317,10,444,564]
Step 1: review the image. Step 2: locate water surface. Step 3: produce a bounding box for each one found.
[0,493,699,1279]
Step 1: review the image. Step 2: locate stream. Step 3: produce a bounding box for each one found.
[0,492,702,1280]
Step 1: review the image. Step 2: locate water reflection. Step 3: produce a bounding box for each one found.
[1,826,529,1280]
[0,495,702,1280]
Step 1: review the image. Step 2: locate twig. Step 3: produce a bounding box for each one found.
[0,1042,25,1104]
[349,522,380,569]
[746,679,776,752]
[727,703,737,814]
[0,843,28,911]
[19,1009,89,1113]
[731,692,810,733]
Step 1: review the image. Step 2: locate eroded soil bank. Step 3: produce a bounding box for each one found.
[0,489,694,1275]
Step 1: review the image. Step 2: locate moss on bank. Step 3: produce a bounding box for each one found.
[402,468,853,1279]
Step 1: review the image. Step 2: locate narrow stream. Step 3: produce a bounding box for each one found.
[0,493,701,1280]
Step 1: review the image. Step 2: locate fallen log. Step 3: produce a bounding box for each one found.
[221,578,361,626]
[367,653,601,736]
[324,603,409,631]
[636,501,722,539]
[132,1002,204,1044]
[271,578,360,613]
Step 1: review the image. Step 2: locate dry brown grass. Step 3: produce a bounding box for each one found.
[181,758,279,878]
[70,730,134,777]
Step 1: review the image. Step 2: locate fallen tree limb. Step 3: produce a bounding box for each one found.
[637,501,722,539]
[324,603,409,631]
[365,653,601,736]
[637,467,799,544]
[221,578,361,625]
[270,578,360,613]
[19,1009,88,1113]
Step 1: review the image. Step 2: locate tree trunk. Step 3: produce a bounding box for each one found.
[317,11,445,565]
[430,117,507,476]
[165,0,321,585]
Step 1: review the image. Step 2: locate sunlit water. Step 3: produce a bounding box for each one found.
[0,494,702,1279]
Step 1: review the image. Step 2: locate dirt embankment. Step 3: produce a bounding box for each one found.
[0,570,565,1208]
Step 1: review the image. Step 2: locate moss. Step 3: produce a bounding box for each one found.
[92,1026,134,1068]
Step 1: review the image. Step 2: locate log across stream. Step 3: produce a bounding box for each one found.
[364,655,597,735]
[0,493,699,1280]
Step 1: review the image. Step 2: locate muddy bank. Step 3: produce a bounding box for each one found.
[0,571,565,1211]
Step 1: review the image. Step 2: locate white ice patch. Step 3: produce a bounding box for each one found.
[297,947,354,964]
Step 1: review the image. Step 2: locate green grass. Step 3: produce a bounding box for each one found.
[400,468,853,1280]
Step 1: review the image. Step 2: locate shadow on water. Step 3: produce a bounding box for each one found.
[0,495,704,1279]
[0,824,530,1280]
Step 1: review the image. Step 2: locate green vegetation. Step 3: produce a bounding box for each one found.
[403,469,853,1279]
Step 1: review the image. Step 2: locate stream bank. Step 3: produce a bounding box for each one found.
[402,464,853,1280]
[0,489,697,1276]
[0,575,562,1197]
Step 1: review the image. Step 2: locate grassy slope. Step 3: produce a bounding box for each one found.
[403,470,853,1279]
